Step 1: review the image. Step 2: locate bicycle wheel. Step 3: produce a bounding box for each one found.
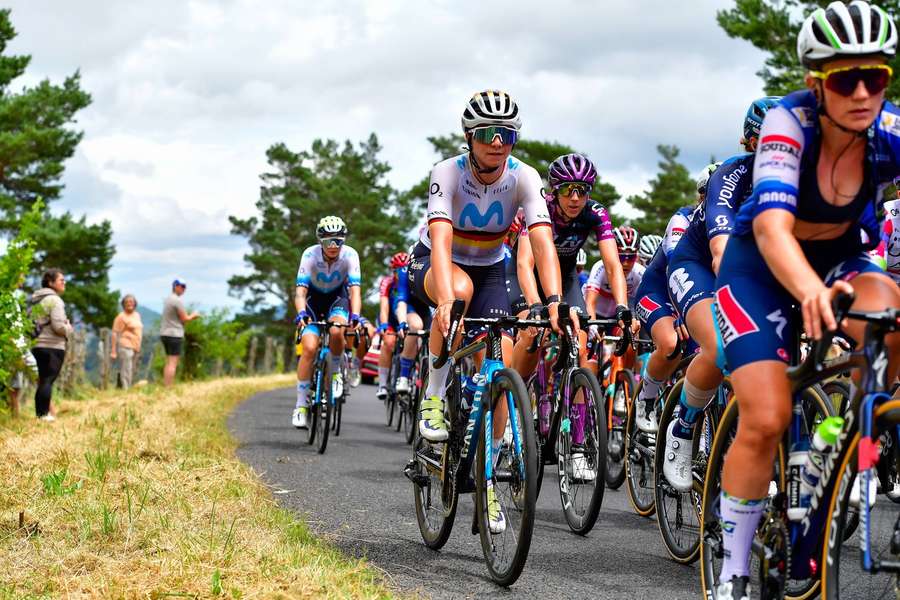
[556,368,607,535]
[527,374,548,499]
[625,378,657,517]
[700,386,832,600]
[411,430,458,550]
[316,390,332,454]
[333,394,343,437]
[605,369,633,489]
[821,399,900,600]
[405,359,424,445]
[653,379,703,563]
[475,368,537,586]
[307,358,326,446]
[385,389,395,427]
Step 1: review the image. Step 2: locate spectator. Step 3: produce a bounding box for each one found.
[7,274,38,417]
[111,294,142,389]
[30,268,73,421]
[159,278,199,386]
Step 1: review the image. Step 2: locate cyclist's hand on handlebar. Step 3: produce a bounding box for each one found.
[615,305,633,333]
[570,307,582,336]
[802,280,853,341]
[295,310,311,326]
[397,321,408,338]
[348,313,360,329]
[436,300,455,338]
[547,301,562,334]
[377,322,389,335]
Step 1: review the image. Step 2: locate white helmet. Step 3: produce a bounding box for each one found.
[639,234,663,262]
[798,1,897,68]
[576,248,587,267]
[461,90,522,132]
[316,215,347,239]
[696,162,722,196]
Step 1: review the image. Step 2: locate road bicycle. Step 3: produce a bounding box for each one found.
[526,304,609,534]
[405,300,538,586]
[397,329,429,445]
[594,324,638,489]
[305,321,353,455]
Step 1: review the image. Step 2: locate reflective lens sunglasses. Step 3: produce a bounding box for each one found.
[470,126,519,145]
[810,64,893,97]
[619,253,637,263]
[556,182,592,197]
[320,237,345,248]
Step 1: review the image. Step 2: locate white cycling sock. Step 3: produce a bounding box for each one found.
[639,373,665,402]
[378,367,388,388]
[426,352,450,399]
[295,380,310,409]
[719,492,765,581]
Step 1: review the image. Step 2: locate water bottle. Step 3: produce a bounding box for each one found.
[788,416,844,521]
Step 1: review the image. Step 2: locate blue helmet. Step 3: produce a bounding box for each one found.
[743,96,781,142]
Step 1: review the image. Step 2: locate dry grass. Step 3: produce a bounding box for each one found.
[0,376,394,599]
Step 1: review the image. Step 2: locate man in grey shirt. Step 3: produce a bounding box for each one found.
[160,278,199,386]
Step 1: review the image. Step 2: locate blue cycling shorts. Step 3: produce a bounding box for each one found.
[715,232,884,371]
[668,235,717,319]
[302,293,350,338]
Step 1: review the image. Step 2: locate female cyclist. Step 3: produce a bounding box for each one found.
[712,3,900,598]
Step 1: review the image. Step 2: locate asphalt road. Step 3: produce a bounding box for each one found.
[229,384,706,599]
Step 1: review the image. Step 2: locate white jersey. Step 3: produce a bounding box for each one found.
[295,244,361,294]
[420,153,551,266]
[583,262,645,317]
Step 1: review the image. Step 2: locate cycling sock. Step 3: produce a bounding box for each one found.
[295,380,310,409]
[571,402,587,445]
[719,492,765,581]
[426,352,450,400]
[673,380,715,439]
[399,357,414,378]
[378,367,388,388]
[639,373,665,403]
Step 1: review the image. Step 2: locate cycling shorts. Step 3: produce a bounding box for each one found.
[408,242,509,340]
[715,231,884,371]
[302,292,350,338]
[667,235,717,319]
[507,264,586,316]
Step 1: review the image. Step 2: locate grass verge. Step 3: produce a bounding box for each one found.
[0,376,393,598]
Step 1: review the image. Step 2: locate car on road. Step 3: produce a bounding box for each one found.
[361,334,381,385]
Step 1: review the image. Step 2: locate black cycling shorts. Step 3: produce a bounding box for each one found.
[507,264,586,316]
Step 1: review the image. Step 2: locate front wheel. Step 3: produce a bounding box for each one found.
[406,359,425,445]
[625,378,657,517]
[556,368,607,535]
[605,369,633,489]
[475,368,537,586]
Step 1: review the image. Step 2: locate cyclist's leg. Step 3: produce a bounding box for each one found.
[398,311,423,387]
[636,305,680,432]
[327,298,349,376]
[378,328,396,393]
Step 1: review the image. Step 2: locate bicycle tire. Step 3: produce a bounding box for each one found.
[821,399,900,600]
[528,374,548,500]
[605,369,633,489]
[557,368,607,535]
[316,390,332,454]
[412,429,458,550]
[334,394,343,437]
[406,359,425,445]
[625,378,657,518]
[307,356,327,446]
[699,386,832,600]
[475,368,537,586]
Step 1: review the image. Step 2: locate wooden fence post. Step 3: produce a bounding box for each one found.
[214,357,224,377]
[99,327,111,389]
[247,336,258,374]
[263,336,274,373]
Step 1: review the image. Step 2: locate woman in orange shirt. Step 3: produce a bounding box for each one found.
[111,294,143,389]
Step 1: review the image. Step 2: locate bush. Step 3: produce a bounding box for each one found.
[181,308,252,380]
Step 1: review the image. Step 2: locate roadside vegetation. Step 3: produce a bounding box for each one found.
[0,375,392,598]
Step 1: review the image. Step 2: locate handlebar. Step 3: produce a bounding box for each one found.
[787,292,855,384]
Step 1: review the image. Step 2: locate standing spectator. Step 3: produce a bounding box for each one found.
[110,294,142,389]
[31,268,73,421]
[7,275,38,417]
[159,278,199,386]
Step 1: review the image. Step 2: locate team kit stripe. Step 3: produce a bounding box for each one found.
[638,296,662,312]
[716,285,759,336]
[760,134,801,149]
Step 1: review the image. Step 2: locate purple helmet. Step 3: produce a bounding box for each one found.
[548,153,597,189]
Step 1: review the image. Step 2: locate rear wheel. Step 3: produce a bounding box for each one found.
[556,368,607,534]
[528,374,548,499]
[406,358,425,445]
[307,357,327,446]
[625,378,657,517]
[605,369,633,489]
[475,368,537,586]
[412,430,458,550]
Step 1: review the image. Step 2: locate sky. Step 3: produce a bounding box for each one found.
[6,0,768,313]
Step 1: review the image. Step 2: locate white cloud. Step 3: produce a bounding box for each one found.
[6,0,769,312]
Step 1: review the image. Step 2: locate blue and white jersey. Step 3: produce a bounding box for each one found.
[735,90,900,245]
[295,244,361,294]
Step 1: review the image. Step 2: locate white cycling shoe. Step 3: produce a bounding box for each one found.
[663,420,693,492]
[376,386,388,401]
[291,407,309,429]
[717,576,750,600]
[396,376,411,394]
[635,398,658,433]
[568,445,597,482]
[418,395,448,442]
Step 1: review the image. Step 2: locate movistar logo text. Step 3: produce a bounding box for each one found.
[316,271,342,284]
[460,201,503,228]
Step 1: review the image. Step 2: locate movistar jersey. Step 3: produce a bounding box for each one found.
[735,90,900,245]
[421,153,551,266]
[295,245,361,294]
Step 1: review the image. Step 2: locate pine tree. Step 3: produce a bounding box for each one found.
[617,145,696,236]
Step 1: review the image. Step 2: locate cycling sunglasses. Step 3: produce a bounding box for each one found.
[320,237,345,248]
[619,252,637,263]
[810,64,893,97]
[556,182,592,197]
[470,125,519,145]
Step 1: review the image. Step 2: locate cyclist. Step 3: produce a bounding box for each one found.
[880,174,900,282]
[408,90,563,533]
[292,216,362,429]
[632,200,698,433]
[583,225,643,329]
[662,98,779,493]
[376,252,426,398]
[576,248,589,286]
[510,154,631,371]
[638,234,663,267]
[712,4,900,597]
